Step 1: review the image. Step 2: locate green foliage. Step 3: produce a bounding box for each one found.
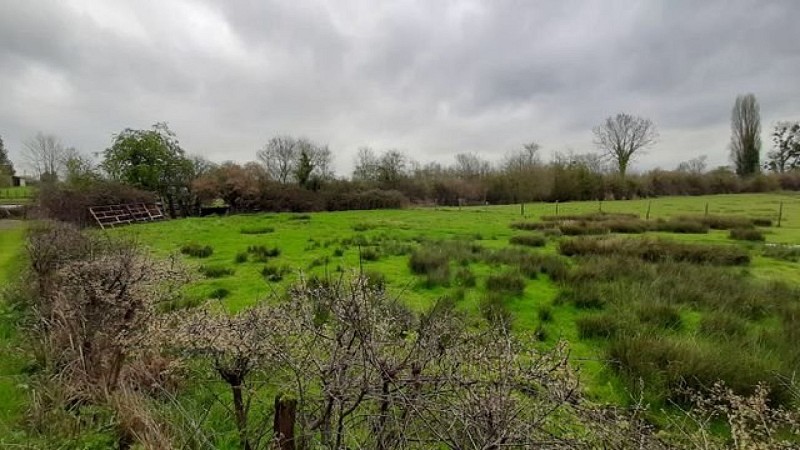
[209,287,230,300]
[559,237,750,266]
[102,122,194,200]
[763,244,800,262]
[247,245,281,261]
[234,251,248,263]
[454,267,476,287]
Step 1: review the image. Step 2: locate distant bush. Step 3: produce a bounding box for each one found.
[181,243,213,258]
[509,234,546,247]
[677,214,758,230]
[752,218,773,227]
[289,214,311,221]
[198,265,235,278]
[486,272,525,296]
[729,228,765,241]
[510,221,551,231]
[541,212,638,222]
[604,219,649,234]
[240,226,274,235]
[37,180,156,227]
[409,248,450,275]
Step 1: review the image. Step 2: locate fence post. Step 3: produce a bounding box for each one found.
[704,202,709,217]
[520,202,525,217]
[555,201,559,216]
[778,202,784,228]
[646,201,652,221]
[599,199,603,213]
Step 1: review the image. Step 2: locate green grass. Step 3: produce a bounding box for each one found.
[0,221,27,438]
[0,186,35,205]
[103,192,800,406]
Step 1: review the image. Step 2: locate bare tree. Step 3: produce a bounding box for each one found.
[730,93,761,177]
[676,155,708,174]
[353,147,379,182]
[257,135,298,183]
[453,152,491,179]
[593,113,658,177]
[766,121,800,173]
[23,132,67,181]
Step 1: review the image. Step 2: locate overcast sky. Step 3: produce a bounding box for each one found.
[1,0,798,176]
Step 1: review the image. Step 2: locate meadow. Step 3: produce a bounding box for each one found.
[110,192,800,408]
[0,186,35,205]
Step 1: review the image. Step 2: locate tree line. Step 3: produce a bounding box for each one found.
[3,93,800,221]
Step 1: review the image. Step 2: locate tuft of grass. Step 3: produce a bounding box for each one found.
[636,303,682,330]
[180,243,213,258]
[604,219,649,234]
[234,251,248,263]
[198,265,235,278]
[332,248,345,257]
[676,214,758,230]
[261,264,289,282]
[509,234,547,247]
[541,212,639,222]
[360,247,380,261]
[752,217,773,227]
[576,313,622,339]
[409,248,450,275]
[510,221,552,231]
[699,313,748,338]
[763,244,800,262]
[209,287,230,300]
[652,219,709,234]
[289,214,311,221]
[240,226,274,235]
[559,236,750,266]
[559,222,610,236]
[485,271,525,296]
[729,228,765,241]
[247,245,281,261]
[454,267,476,287]
[479,293,512,328]
[556,287,605,309]
[537,305,553,323]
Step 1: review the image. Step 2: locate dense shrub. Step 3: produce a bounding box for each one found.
[509,234,547,247]
[479,293,512,327]
[38,181,157,227]
[181,243,213,258]
[729,228,765,241]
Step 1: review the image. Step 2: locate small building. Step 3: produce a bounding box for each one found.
[11,176,27,187]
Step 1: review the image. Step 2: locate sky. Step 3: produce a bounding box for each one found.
[1,0,798,176]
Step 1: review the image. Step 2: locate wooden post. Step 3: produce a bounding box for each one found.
[704,203,709,217]
[599,199,603,213]
[646,201,652,221]
[778,202,784,228]
[555,201,559,216]
[273,395,297,450]
[520,202,525,217]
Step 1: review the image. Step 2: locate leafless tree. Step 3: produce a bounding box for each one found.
[676,155,708,174]
[593,113,658,177]
[730,93,762,177]
[257,135,298,183]
[23,132,67,180]
[453,152,492,179]
[766,121,800,173]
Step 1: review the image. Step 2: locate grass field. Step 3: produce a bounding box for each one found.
[0,220,27,439]
[0,186,35,205]
[108,192,800,407]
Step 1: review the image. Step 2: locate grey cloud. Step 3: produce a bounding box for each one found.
[0,0,798,176]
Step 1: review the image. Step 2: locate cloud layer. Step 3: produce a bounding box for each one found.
[1,0,798,175]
